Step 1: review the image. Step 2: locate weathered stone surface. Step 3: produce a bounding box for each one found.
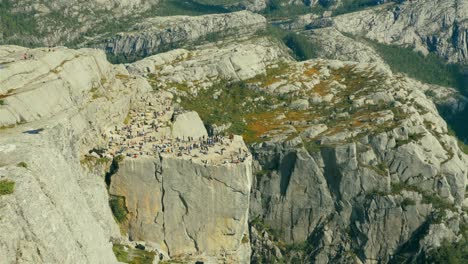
[109,136,253,263]
[96,11,267,58]
[128,36,291,86]
[246,58,468,263]
[0,46,138,263]
[171,111,208,139]
[332,0,468,64]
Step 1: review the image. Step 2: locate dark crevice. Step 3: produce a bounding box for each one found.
[279,151,297,196]
[105,156,121,187]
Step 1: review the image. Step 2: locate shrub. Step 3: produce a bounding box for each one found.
[241,234,249,244]
[368,39,466,92]
[0,180,15,195]
[0,100,5,105]
[426,236,468,264]
[112,244,155,264]
[17,162,28,168]
[257,26,320,61]
[401,198,416,208]
[109,195,128,223]
[283,32,319,61]
[0,0,38,39]
[332,0,379,16]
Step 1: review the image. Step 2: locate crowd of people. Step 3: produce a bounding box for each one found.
[103,95,250,165]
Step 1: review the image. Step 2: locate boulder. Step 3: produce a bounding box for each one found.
[171,111,208,139]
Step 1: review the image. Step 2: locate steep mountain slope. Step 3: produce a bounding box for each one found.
[129,37,468,263]
[297,0,468,64]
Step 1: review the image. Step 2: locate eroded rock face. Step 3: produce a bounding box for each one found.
[332,0,468,64]
[244,59,468,263]
[96,11,267,59]
[109,136,253,263]
[0,46,143,263]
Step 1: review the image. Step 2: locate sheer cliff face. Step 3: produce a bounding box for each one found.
[243,61,468,262]
[0,46,143,263]
[0,44,257,263]
[109,152,253,262]
[1,5,467,263]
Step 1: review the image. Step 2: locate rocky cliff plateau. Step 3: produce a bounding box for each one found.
[0,1,467,264]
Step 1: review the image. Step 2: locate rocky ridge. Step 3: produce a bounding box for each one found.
[286,0,468,64]
[94,11,267,60]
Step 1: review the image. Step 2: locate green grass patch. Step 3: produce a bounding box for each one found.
[0,180,15,196]
[113,244,155,264]
[147,0,230,17]
[0,0,39,43]
[262,0,326,20]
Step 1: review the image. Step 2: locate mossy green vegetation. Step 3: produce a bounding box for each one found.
[0,0,39,45]
[357,37,468,143]
[263,0,326,20]
[332,0,380,16]
[113,244,156,264]
[109,195,128,223]
[258,26,320,61]
[16,162,28,168]
[0,179,15,196]
[367,39,466,91]
[146,0,230,17]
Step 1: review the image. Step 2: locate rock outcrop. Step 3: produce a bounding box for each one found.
[109,137,253,263]
[244,59,468,263]
[332,0,468,64]
[0,45,140,263]
[127,36,291,87]
[124,34,467,262]
[95,11,267,59]
[0,44,255,263]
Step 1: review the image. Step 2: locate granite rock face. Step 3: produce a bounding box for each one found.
[244,59,468,263]
[109,142,253,263]
[332,0,468,64]
[0,46,141,263]
[95,11,267,59]
[127,36,291,86]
